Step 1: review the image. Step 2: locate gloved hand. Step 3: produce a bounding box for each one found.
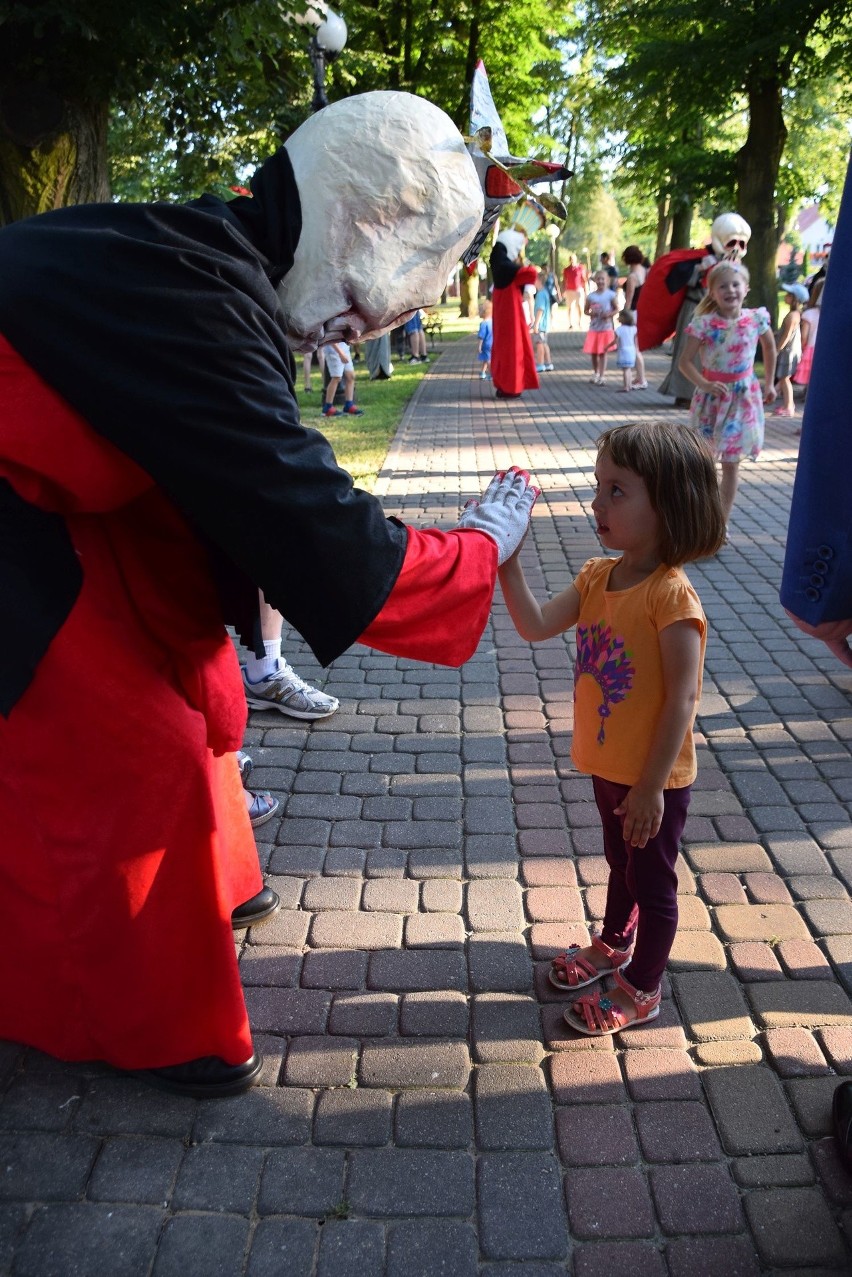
[457,466,539,565]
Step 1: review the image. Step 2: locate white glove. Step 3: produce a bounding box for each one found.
[457,466,539,565]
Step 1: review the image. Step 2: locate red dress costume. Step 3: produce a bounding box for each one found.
[0,152,498,1072]
[489,240,540,397]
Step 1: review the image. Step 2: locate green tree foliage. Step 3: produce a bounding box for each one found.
[0,0,571,219]
[583,0,852,317]
[0,0,297,220]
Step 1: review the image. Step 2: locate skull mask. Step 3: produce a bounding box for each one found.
[710,213,751,262]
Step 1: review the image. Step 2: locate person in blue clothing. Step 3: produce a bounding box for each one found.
[532,268,554,372]
[477,299,493,379]
[404,309,430,363]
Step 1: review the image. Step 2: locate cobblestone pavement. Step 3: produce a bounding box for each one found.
[3,332,852,1276]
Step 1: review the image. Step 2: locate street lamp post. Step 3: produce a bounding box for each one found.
[295,6,349,402]
[307,8,347,113]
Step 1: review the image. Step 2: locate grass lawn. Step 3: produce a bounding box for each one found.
[308,303,479,489]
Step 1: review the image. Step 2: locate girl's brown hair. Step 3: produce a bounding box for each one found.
[694,261,750,317]
[596,421,726,565]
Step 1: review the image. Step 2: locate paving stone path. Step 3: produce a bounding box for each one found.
[2,331,852,1275]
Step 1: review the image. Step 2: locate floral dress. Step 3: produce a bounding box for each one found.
[685,307,770,461]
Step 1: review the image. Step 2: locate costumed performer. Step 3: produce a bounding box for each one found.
[490,227,540,399]
[781,156,851,670]
[0,91,537,1098]
[640,214,751,405]
[780,156,852,1173]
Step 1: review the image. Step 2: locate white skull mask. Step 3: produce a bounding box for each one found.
[710,213,751,262]
[278,92,483,351]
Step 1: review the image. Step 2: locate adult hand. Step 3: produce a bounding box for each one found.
[785,609,852,668]
[457,466,539,565]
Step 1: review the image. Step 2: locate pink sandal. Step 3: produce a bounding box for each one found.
[563,968,661,1035]
[548,935,633,992]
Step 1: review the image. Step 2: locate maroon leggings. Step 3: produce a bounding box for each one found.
[592,775,692,993]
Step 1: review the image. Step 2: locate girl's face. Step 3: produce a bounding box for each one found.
[593,272,608,290]
[592,454,661,562]
[711,270,747,315]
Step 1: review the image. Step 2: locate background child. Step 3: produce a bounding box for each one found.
[498,421,725,1034]
[615,308,637,391]
[323,340,364,417]
[532,268,554,372]
[677,261,776,526]
[772,283,806,418]
[477,300,493,380]
[404,309,430,363]
[792,278,824,398]
[583,271,617,385]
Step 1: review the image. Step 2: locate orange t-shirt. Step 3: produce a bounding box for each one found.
[570,558,706,788]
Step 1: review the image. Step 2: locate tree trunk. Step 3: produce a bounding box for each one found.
[459,269,479,318]
[0,96,110,226]
[654,192,671,261]
[669,193,693,250]
[736,73,787,326]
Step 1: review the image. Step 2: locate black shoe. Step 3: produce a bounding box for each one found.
[137,1052,262,1098]
[833,1080,852,1172]
[495,389,521,399]
[231,886,280,929]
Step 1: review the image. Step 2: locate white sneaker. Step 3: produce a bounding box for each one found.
[242,661,339,719]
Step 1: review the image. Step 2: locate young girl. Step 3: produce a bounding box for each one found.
[499,421,725,1033]
[477,300,493,380]
[621,245,649,389]
[677,261,776,525]
[792,278,824,397]
[614,308,637,392]
[772,285,806,418]
[583,271,617,385]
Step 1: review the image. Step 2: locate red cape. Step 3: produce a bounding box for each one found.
[637,249,705,352]
[0,338,497,1070]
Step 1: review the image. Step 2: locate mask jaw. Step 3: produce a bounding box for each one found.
[710,212,751,261]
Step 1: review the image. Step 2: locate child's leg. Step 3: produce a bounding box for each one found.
[619,785,690,992]
[343,368,355,401]
[621,367,632,390]
[562,779,689,1033]
[779,376,794,413]
[324,375,341,408]
[719,461,740,522]
[594,776,639,948]
[599,349,609,378]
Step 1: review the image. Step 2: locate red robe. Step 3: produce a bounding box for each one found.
[0,341,497,1069]
[491,262,540,396]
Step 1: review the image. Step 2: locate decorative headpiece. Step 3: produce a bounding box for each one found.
[461,61,572,266]
[510,199,547,239]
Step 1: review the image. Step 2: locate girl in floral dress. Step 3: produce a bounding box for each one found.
[677,261,776,527]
